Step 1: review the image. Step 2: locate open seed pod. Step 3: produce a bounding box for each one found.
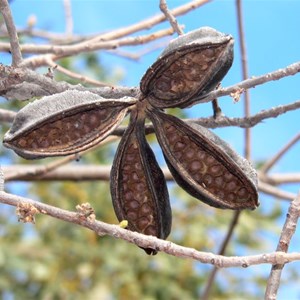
[3,90,136,159]
[148,108,259,210]
[110,109,171,255]
[140,27,234,108]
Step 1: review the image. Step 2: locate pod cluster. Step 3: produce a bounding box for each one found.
[3,27,259,255]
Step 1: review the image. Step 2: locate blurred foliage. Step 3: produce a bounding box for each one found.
[0,49,291,300]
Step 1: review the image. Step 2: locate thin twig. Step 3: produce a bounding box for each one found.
[0,0,208,50]
[0,166,4,191]
[63,0,73,37]
[20,27,171,55]
[18,27,178,68]
[236,0,251,160]
[45,57,111,87]
[1,190,300,266]
[196,61,300,105]
[2,164,170,182]
[86,0,209,43]
[106,49,141,61]
[1,61,300,102]
[159,0,184,35]
[2,164,296,201]
[0,0,207,68]
[1,165,298,186]
[4,136,119,181]
[105,40,171,61]
[3,165,112,182]
[260,173,300,185]
[0,0,23,66]
[211,98,222,119]
[0,63,139,101]
[258,181,296,201]
[265,192,300,299]
[116,99,300,134]
[201,2,253,296]
[201,211,241,299]
[260,133,300,174]
[0,108,16,123]
[7,28,96,44]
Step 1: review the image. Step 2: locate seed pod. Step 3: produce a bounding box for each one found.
[3,90,136,159]
[148,109,259,210]
[140,27,234,108]
[110,109,171,255]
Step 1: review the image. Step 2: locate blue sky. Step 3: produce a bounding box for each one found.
[2,0,300,298]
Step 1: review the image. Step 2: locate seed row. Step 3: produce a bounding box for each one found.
[163,121,252,203]
[152,46,224,100]
[120,141,158,236]
[12,107,112,150]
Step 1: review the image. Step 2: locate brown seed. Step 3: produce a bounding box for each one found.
[110,109,172,255]
[148,108,259,210]
[3,90,136,159]
[140,27,234,108]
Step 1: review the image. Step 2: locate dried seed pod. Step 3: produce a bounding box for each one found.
[4,90,136,159]
[140,27,234,108]
[110,109,171,255]
[148,109,259,210]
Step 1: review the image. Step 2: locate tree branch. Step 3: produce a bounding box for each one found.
[189,99,300,129]
[258,182,296,201]
[1,190,300,266]
[3,136,119,181]
[236,0,251,160]
[2,164,297,201]
[63,0,73,37]
[159,0,184,35]
[0,108,16,123]
[0,0,22,66]
[17,27,179,68]
[85,0,209,43]
[0,26,94,44]
[0,0,209,57]
[265,192,300,299]
[45,57,111,87]
[261,173,300,185]
[1,100,300,139]
[197,61,300,105]
[1,60,299,103]
[0,63,139,101]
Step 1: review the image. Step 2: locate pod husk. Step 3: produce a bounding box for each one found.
[4,90,135,159]
[140,27,234,108]
[110,109,172,255]
[148,109,259,210]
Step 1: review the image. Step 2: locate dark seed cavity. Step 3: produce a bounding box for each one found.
[148,109,258,210]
